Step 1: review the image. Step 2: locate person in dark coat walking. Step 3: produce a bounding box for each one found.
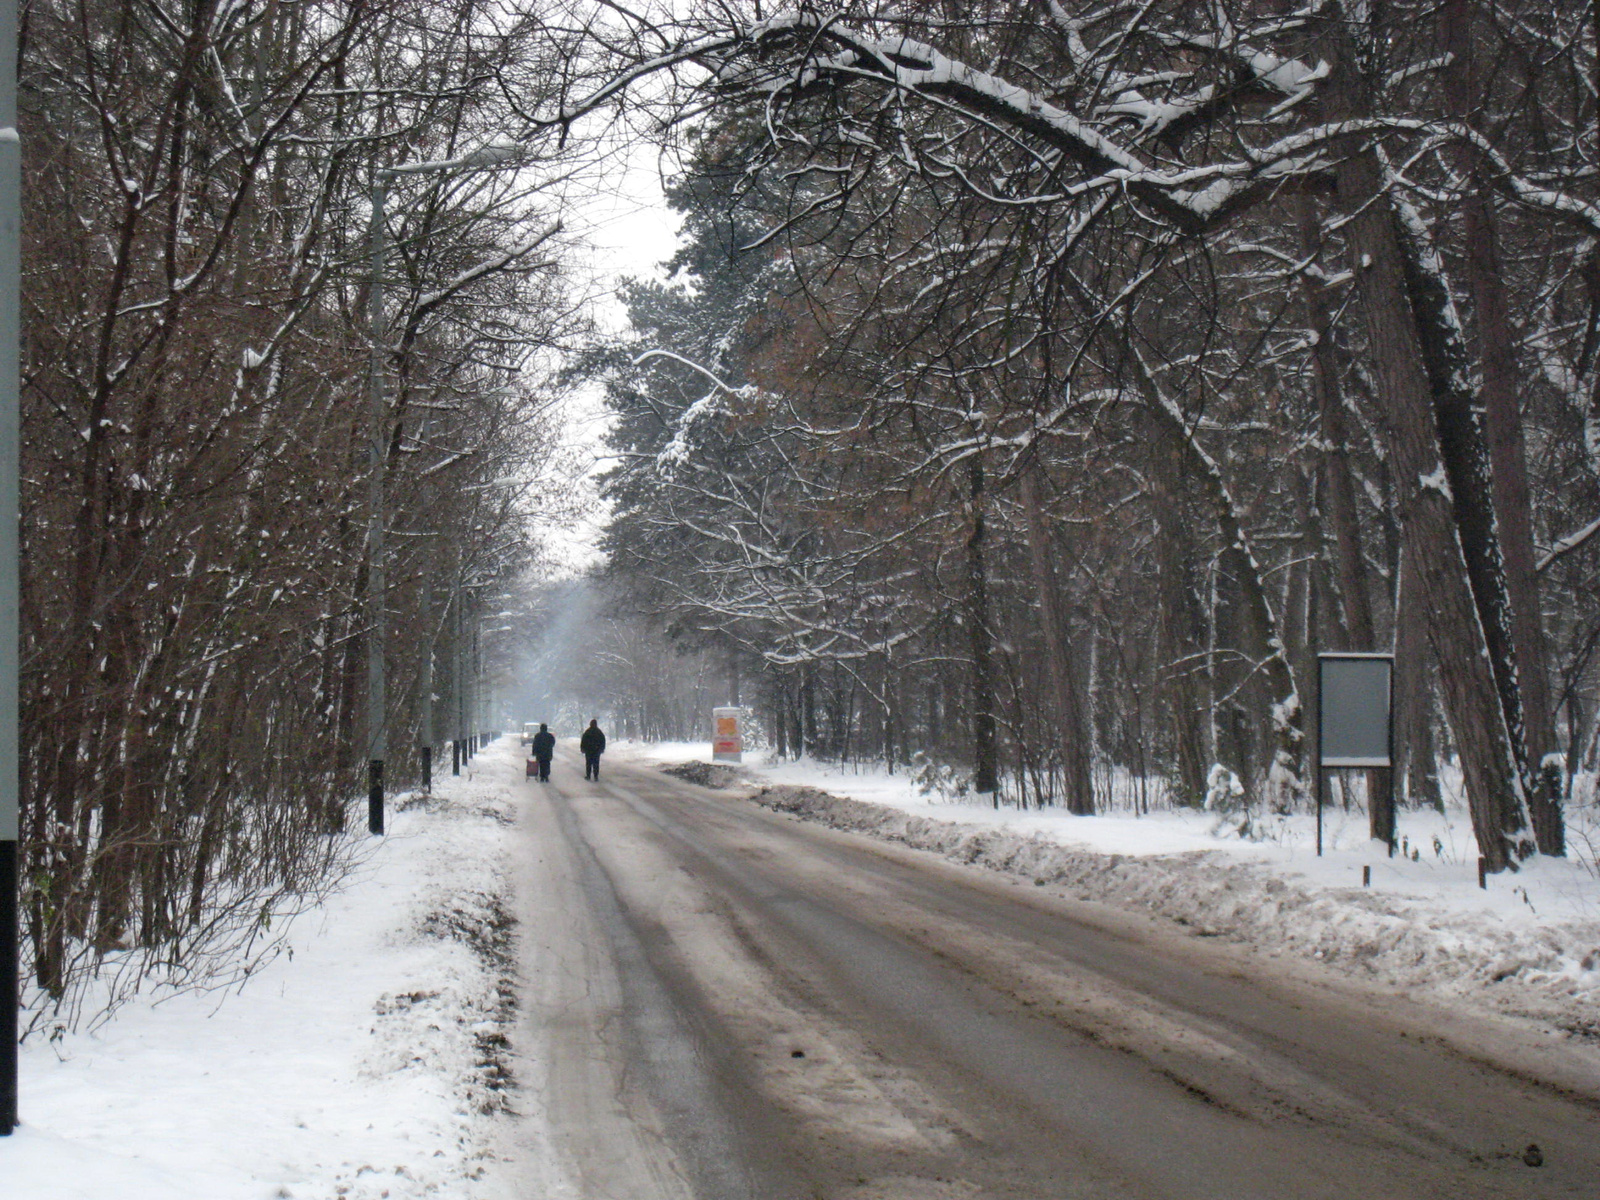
[579,719,606,780]
[530,723,556,782]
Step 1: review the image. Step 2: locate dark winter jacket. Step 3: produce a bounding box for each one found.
[579,725,606,756]
[531,730,555,759]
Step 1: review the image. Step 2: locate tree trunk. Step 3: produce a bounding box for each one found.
[1147,435,1211,807]
[1440,0,1563,855]
[773,681,789,759]
[1298,200,1376,649]
[1396,537,1445,812]
[965,458,999,801]
[1019,467,1093,813]
[800,667,816,757]
[882,654,897,772]
[1320,4,1532,870]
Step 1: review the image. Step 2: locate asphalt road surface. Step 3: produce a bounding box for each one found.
[508,748,1600,1200]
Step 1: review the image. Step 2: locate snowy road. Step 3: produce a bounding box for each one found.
[509,749,1600,1200]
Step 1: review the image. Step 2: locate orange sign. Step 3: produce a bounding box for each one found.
[712,707,743,762]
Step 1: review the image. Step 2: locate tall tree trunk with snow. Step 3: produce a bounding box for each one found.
[1319,4,1532,870]
[1440,0,1564,855]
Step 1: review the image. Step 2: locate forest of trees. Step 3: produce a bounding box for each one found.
[595,0,1600,876]
[16,0,1600,1022]
[17,0,596,1022]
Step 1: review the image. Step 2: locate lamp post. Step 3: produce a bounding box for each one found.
[0,0,19,1137]
[447,565,463,775]
[364,172,388,834]
[419,553,434,793]
[364,140,520,835]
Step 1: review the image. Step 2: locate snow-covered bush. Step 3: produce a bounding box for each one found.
[910,752,970,801]
[1203,764,1246,812]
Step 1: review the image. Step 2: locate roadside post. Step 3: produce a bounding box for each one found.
[363,140,520,835]
[0,0,19,1137]
[364,169,389,836]
[1316,653,1395,857]
[712,707,743,763]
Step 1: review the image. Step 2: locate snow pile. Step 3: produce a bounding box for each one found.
[661,759,745,789]
[626,744,1600,1040]
[1,743,528,1200]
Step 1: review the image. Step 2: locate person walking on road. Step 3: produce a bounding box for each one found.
[580,718,606,781]
[530,723,556,782]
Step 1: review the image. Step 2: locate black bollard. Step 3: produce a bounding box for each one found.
[0,840,16,1135]
[368,759,384,836]
[421,744,432,794]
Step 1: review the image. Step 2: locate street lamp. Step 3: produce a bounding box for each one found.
[0,0,19,1138]
[365,139,521,836]
[418,547,434,794]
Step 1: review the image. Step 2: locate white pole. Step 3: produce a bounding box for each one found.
[0,0,21,1135]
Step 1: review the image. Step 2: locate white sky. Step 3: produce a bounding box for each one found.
[535,127,687,575]
[565,127,687,331]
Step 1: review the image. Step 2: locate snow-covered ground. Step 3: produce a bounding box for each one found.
[6,736,1597,1199]
[619,741,1600,1040]
[2,744,527,1200]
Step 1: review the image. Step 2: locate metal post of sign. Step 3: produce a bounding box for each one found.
[1315,738,1324,858]
[0,0,19,1137]
[1385,665,1396,856]
[1316,653,1395,858]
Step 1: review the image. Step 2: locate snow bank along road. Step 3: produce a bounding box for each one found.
[510,749,1600,1200]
